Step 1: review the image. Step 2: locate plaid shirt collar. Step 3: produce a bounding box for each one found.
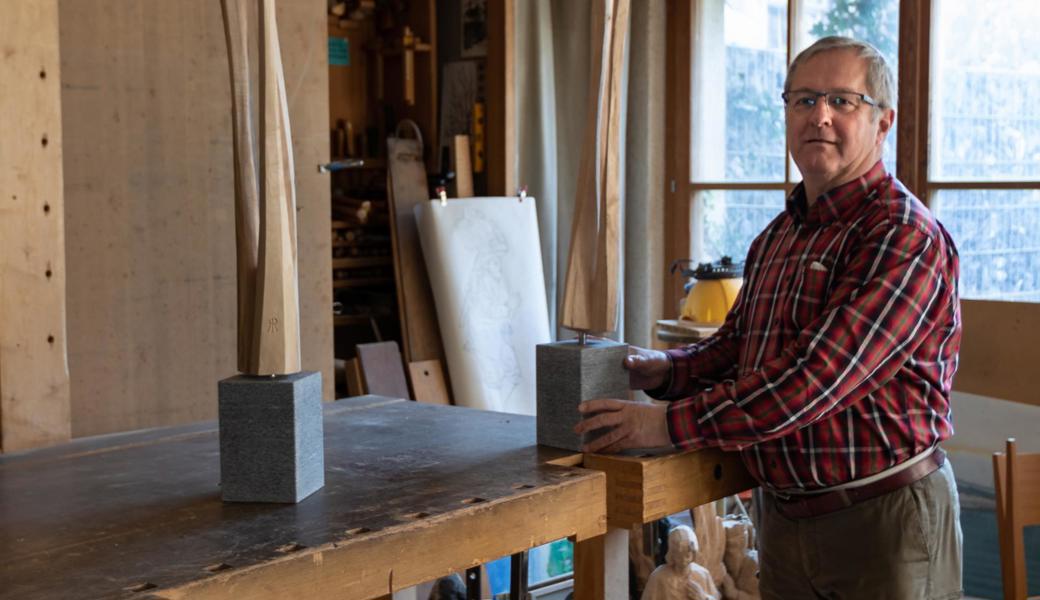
[786,161,889,226]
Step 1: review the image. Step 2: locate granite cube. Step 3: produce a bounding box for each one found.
[218,371,324,503]
[537,339,629,451]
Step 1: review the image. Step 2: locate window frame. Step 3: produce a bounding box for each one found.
[664,0,1040,406]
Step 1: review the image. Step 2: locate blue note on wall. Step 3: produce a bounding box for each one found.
[328,37,350,67]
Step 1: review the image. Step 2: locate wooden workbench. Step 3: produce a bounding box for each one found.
[584,447,756,529]
[0,395,606,600]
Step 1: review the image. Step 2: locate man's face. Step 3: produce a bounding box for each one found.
[785,48,894,195]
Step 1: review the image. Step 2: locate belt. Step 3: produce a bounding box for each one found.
[770,448,945,519]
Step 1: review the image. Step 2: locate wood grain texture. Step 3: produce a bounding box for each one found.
[60,0,332,438]
[583,446,756,528]
[0,0,71,452]
[387,133,446,367]
[408,359,450,405]
[992,439,1040,600]
[487,0,517,196]
[663,0,692,319]
[0,397,606,599]
[253,0,302,375]
[452,135,474,198]
[220,0,261,374]
[559,0,630,334]
[956,299,1040,407]
[896,0,930,200]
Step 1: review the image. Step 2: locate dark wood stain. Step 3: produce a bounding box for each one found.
[0,395,585,599]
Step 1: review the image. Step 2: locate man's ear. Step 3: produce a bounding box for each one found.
[876,107,895,145]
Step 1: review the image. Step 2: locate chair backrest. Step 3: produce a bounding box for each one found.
[992,438,1040,599]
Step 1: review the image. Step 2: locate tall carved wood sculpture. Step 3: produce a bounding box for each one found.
[560,0,630,335]
[217,0,321,504]
[221,0,301,376]
[536,0,632,452]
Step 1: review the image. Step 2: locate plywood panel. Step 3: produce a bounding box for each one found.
[0,0,72,452]
[955,299,1040,407]
[60,0,331,438]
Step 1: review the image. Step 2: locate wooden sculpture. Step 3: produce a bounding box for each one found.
[641,525,721,600]
[220,0,301,375]
[721,518,760,600]
[559,0,630,335]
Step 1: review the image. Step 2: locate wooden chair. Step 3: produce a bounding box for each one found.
[992,438,1040,599]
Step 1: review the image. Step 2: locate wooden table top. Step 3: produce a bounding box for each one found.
[1,395,606,600]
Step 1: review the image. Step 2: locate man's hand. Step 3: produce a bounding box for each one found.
[625,346,671,391]
[574,398,672,453]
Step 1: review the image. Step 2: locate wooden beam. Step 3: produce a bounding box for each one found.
[896,0,931,200]
[0,0,71,452]
[487,0,516,196]
[583,447,755,528]
[663,0,692,318]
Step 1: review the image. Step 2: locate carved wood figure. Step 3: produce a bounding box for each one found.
[641,525,720,600]
[559,0,630,335]
[220,0,301,376]
[691,503,727,588]
[721,518,760,600]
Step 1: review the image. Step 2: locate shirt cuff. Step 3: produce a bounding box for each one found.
[666,397,702,450]
[646,349,696,400]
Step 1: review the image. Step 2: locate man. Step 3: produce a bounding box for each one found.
[575,36,963,599]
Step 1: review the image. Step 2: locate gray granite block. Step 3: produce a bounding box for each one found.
[218,371,324,503]
[536,339,630,451]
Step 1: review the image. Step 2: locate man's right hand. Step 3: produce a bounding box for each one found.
[624,345,671,391]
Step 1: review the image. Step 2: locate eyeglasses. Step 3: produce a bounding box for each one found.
[781,90,880,114]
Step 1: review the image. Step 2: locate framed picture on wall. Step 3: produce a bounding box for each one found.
[461,0,487,58]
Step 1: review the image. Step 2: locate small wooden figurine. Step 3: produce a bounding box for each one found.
[641,525,721,600]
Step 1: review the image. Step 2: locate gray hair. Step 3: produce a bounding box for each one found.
[784,36,896,111]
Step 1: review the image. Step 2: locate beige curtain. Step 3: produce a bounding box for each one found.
[515,0,665,348]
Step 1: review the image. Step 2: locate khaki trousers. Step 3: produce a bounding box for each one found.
[759,461,963,600]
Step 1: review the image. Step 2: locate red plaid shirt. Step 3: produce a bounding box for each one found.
[657,162,961,491]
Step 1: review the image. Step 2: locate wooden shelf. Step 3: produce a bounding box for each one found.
[332,256,392,269]
[334,314,372,326]
[332,277,394,289]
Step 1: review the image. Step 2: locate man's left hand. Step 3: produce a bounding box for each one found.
[573,399,672,453]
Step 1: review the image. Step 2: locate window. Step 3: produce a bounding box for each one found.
[687,0,899,265]
[928,0,1040,301]
[666,0,1040,407]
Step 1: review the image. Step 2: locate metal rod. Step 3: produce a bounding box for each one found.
[317,158,365,173]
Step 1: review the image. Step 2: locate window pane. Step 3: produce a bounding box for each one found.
[691,0,787,182]
[933,189,1040,301]
[692,190,787,264]
[798,0,900,172]
[931,1,1040,180]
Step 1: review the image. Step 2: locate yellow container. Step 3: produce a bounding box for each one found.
[680,277,742,325]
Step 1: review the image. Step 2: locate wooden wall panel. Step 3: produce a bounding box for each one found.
[0,0,72,452]
[955,299,1040,407]
[60,0,331,438]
